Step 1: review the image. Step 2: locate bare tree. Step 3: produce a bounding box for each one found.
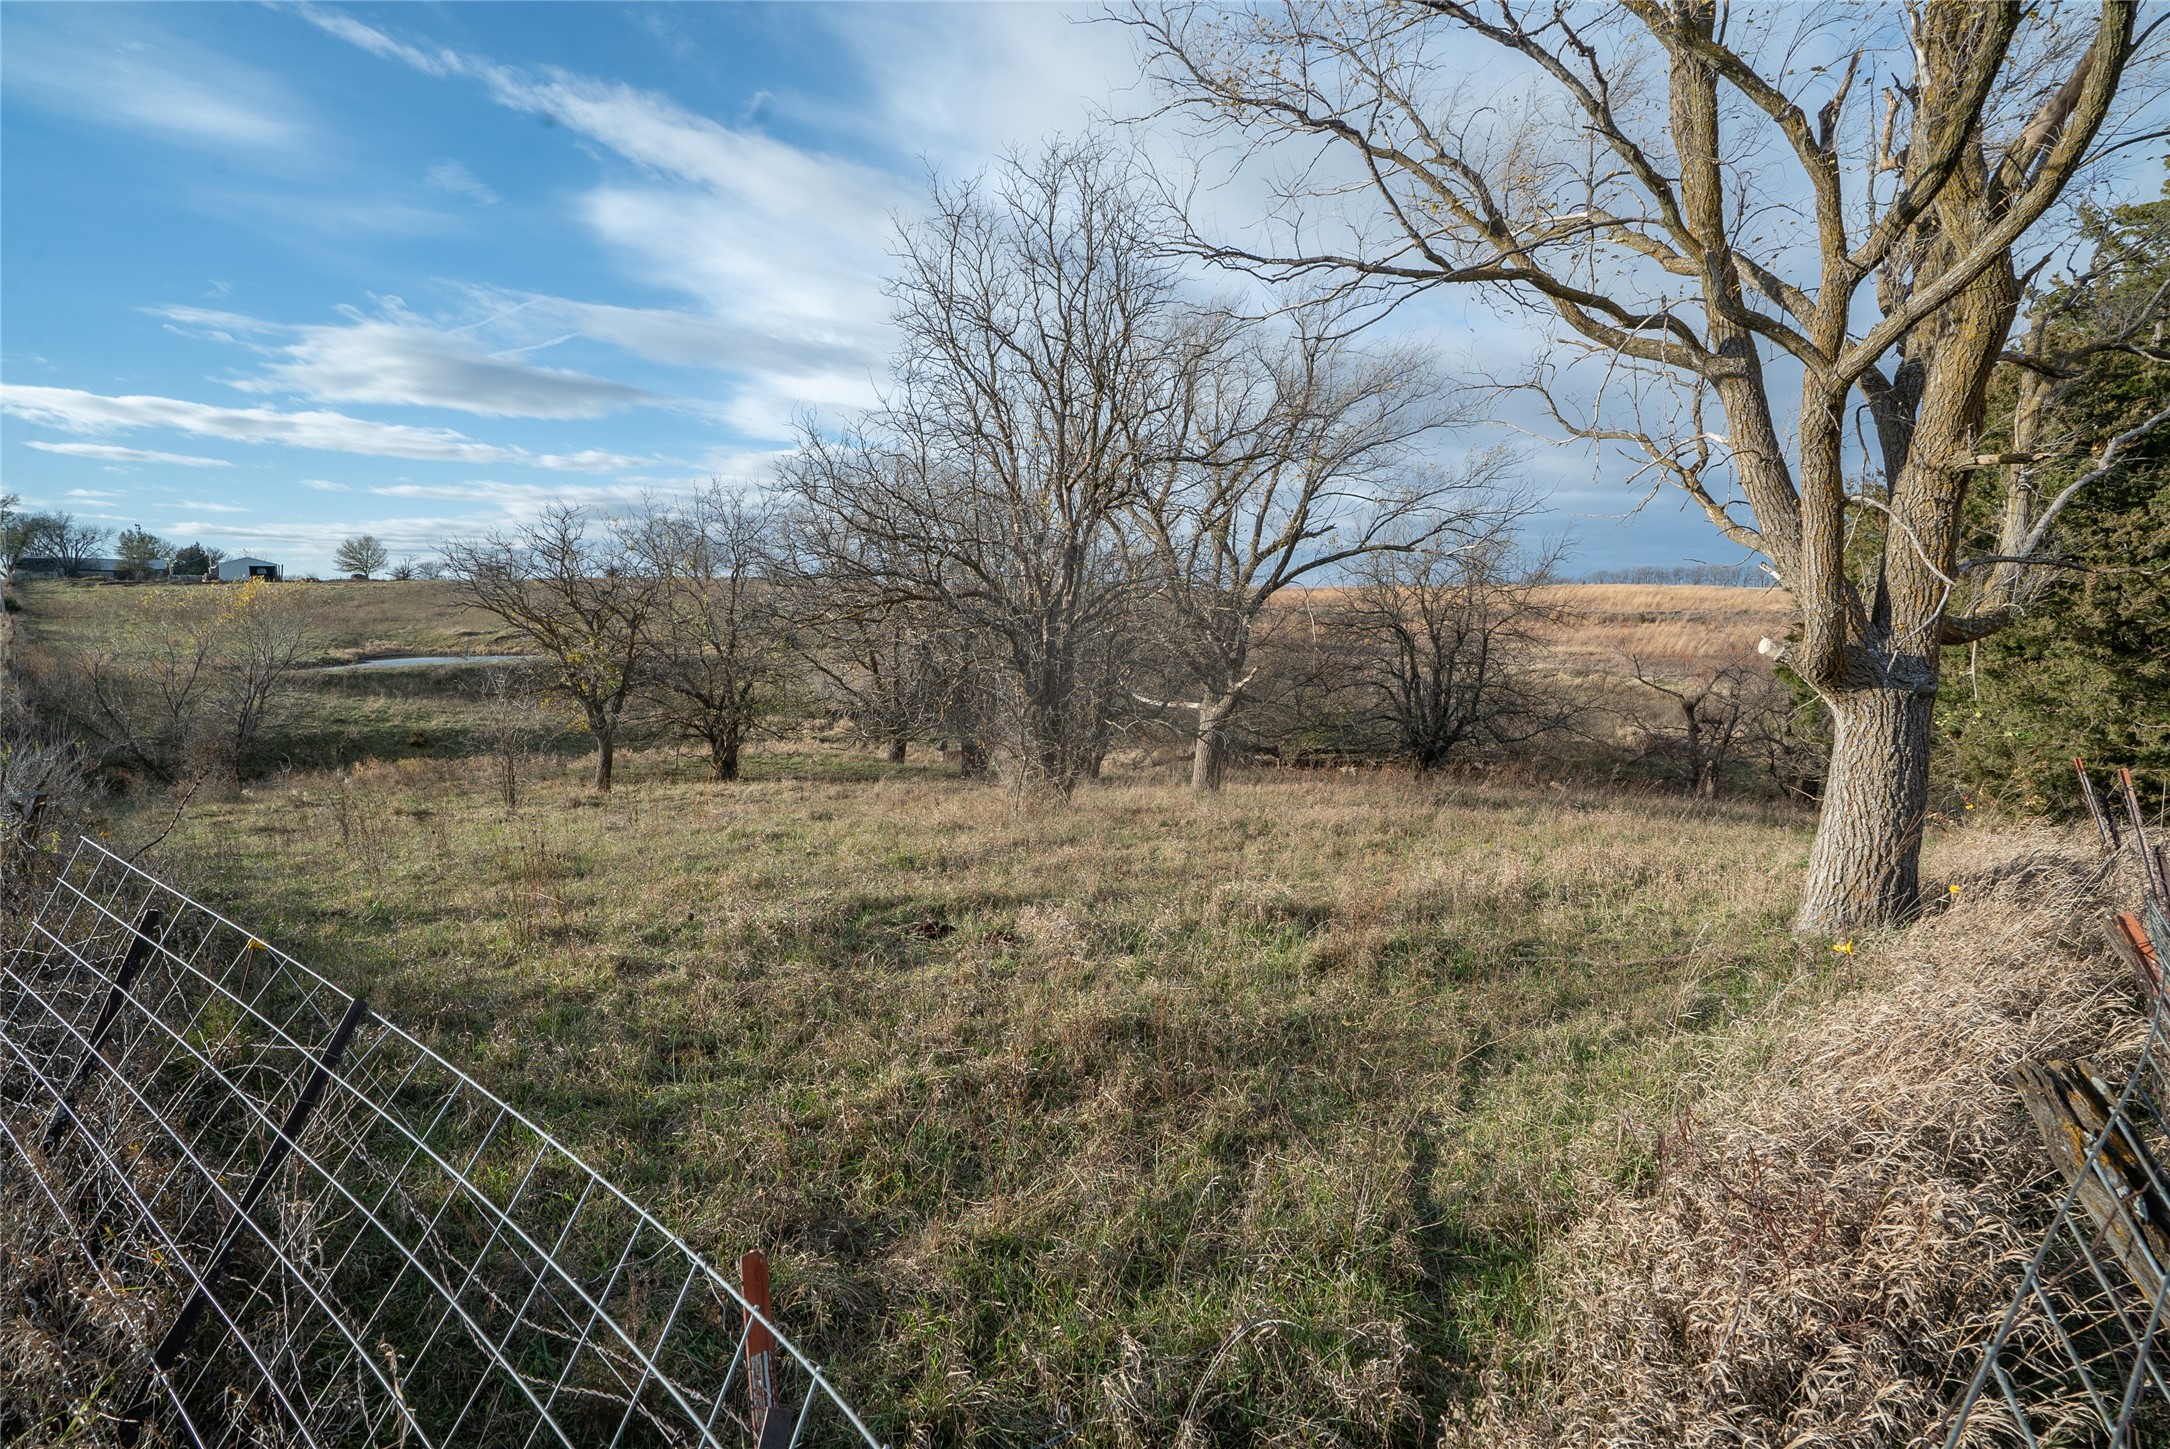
[1619,654,1783,797]
[785,140,1195,797]
[1133,1,2162,928]
[76,579,316,788]
[469,662,550,813]
[443,503,662,792]
[1337,528,1566,773]
[635,488,799,782]
[43,515,113,577]
[1132,308,1497,789]
[335,535,391,579]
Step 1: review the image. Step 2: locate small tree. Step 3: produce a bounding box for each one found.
[635,488,800,782]
[171,543,214,579]
[114,527,173,581]
[76,578,316,787]
[470,663,551,812]
[1619,655,1791,797]
[1337,529,1565,773]
[334,535,391,579]
[443,504,662,792]
[0,495,43,570]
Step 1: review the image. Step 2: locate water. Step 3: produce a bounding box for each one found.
[317,654,536,672]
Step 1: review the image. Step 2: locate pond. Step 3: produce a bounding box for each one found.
[316,654,537,672]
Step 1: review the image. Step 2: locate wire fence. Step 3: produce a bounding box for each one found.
[1941,763,2170,1448]
[1,837,886,1449]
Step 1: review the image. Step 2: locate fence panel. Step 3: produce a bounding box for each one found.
[1942,767,2170,1447]
[1,838,883,1449]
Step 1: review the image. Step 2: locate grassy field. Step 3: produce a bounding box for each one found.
[114,744,1849,1447]
[8,577,521,665]
[10,575,1868,1443]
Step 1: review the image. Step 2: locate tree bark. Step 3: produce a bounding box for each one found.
[886,737,907,764]
[712,734,741,782]
[1191,691,1238,792]
[1795,687,1934,933]
[593,727,616,792]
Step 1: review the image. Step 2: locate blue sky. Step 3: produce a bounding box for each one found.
[4,1,1776,576]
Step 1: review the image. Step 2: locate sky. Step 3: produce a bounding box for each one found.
[3,1,1769,576]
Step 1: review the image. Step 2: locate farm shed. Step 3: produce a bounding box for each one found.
[217,556,283,581]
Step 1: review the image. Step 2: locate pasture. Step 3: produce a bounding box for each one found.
[9,575,1865,1444]
[118,743,1842,1445]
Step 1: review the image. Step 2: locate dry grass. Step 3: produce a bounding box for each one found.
[1533,584,1795,672]
[1468,828,2142,1448]
[109,748,1835,1447]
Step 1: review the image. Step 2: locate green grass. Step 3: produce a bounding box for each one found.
[10,577,519,665]
[131,748,1829,1448]
[13,575,1841,1443]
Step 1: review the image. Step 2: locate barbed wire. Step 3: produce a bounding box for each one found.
[1,837,886,1449]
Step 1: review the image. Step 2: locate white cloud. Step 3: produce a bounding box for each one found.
[300,10,903,428]
[25,441,233,467]
[2,15,311,157]
[460,285,868,376]
[63,488,124,501]
[150,300,659,418]
[1,384,646,472]
[809,6,1131,166]
[425,160,499,205]
[241,316,653,419]
[301,479,350,491]
[179,499,250,514]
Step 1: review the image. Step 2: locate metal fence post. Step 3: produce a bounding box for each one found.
[116,994,371,1446]
[40,906,164,1153]
[2078,757,2121,853]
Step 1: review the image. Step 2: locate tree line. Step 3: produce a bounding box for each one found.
[430,145,1591,797]
[9,2,2160,934]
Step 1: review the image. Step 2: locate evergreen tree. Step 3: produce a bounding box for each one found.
[1940,180,2170,810]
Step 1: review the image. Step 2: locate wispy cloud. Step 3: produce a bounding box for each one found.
[150,301,656,419]
[425,159,499,205]
[25,441,233,467]
[301,479,350,492]
[457,286,867,377]
[298,8,902,436]
[3,14,312,157]
[1,384,647,472]
[244,316,654,419]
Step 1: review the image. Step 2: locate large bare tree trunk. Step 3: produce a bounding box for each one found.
[1796,688,1933,932]
[1190,692,1238,792]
